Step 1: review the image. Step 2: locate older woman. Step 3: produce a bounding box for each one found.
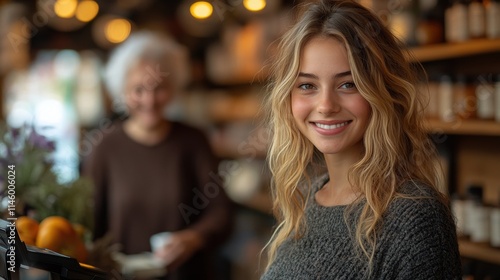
[84,31,233,280]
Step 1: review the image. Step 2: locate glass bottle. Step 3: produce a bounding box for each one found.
[491,193,500,248]
[454,74,476,120]
[468,0,486,38]
[438,74,455,122]
[486,0,500,39]
[495,74,500,123]
[465,185,490,244]
[475,74,495,120]
[451,193,467,237]
[445,0,470,42]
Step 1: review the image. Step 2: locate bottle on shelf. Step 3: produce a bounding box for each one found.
[491,193,500,248]
[389,0,418,46]
[495,74,500,123]
[468,0,486,38]
[416,0,445,45]
[486,0,500,39]
[464,184,490,244]
[475,74,495,120]
[445,0,470,42]
[424,74,440,119]
[454,74,477,120]
[451,193,467,237]
[438,74,455,122]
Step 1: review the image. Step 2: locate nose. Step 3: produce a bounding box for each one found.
[137,89,156,108]
[317,89,340,115]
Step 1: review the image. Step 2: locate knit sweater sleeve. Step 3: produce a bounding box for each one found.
[379,185,462,279]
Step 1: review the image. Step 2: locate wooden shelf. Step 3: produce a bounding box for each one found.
[459,239,500,265]
[425,119,500,136]
[408,39,500,63]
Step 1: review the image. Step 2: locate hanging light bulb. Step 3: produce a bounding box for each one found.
[76,0,99,22]
[190,1,213,20]
[243,0,266,12]
[54,0,78,18]
[105,18,131,44]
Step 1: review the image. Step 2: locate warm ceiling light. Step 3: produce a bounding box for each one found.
[76,0,99,22]
[105,18,131,44]
[190,1,213,20]
[54,0,78,18]
[243,0,266,12]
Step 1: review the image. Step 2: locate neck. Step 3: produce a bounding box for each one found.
[316,145,364,206]
[124,119,171,146]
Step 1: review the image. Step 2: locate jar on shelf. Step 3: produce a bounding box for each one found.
[416,0,445,45]
[445,0,469,42]
[421,74,440,119]
[475,74,495,120]
[438,74,455,122]
[491,196,500,248]
[486,0,500,39]
[451,194,467,237]
[495,74,500,123]
[454,74,476,120]
[465,184,490,244]
[468,0,486,38]
[490,192,500,248]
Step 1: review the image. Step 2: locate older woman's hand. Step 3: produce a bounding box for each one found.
[154,229,205,272]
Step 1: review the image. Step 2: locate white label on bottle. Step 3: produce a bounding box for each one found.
[439,79,455,122]
[476,84,494,119]
[470,206,490,243]
[452,199,466,236]
[469,2,486,38]
[446,5,470,42]
[495,82,500,122]
[487,2,500,39]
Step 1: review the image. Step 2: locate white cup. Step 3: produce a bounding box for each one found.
[150,232,172,253]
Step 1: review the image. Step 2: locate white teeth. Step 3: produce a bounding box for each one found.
[315,121,349,130]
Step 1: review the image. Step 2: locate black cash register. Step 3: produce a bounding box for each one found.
[0,219,107,280]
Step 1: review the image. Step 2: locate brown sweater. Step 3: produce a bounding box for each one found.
[83,121,233,279]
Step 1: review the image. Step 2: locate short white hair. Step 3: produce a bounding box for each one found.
[103,31,190,112]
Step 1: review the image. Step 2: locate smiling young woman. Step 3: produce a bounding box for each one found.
[261,1,461,279]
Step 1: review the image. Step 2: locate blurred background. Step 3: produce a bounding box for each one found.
[0,0,500,279]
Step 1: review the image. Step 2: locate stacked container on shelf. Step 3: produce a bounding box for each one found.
[426,73,500,123]
[452,185,500,248]
[445,0,500,42]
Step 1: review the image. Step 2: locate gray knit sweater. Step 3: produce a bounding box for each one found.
[261,174,461,279]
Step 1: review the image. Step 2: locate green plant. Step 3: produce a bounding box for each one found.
[0,123,93,231]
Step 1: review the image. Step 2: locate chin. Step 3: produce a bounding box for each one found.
[139,117,165,128]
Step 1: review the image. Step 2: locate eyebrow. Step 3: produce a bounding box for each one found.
[298,70,352,79]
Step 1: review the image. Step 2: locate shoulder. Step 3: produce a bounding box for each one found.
[380,182,461,278]
[385,181,454,234]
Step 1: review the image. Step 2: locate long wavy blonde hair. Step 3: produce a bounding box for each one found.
[264,0,445,271]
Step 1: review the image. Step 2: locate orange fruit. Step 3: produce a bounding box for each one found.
[36,216,88,263]
[16,216,39,246]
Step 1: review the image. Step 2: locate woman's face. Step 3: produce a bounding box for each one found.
[124,61,173,129]
[291,36,371,157]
